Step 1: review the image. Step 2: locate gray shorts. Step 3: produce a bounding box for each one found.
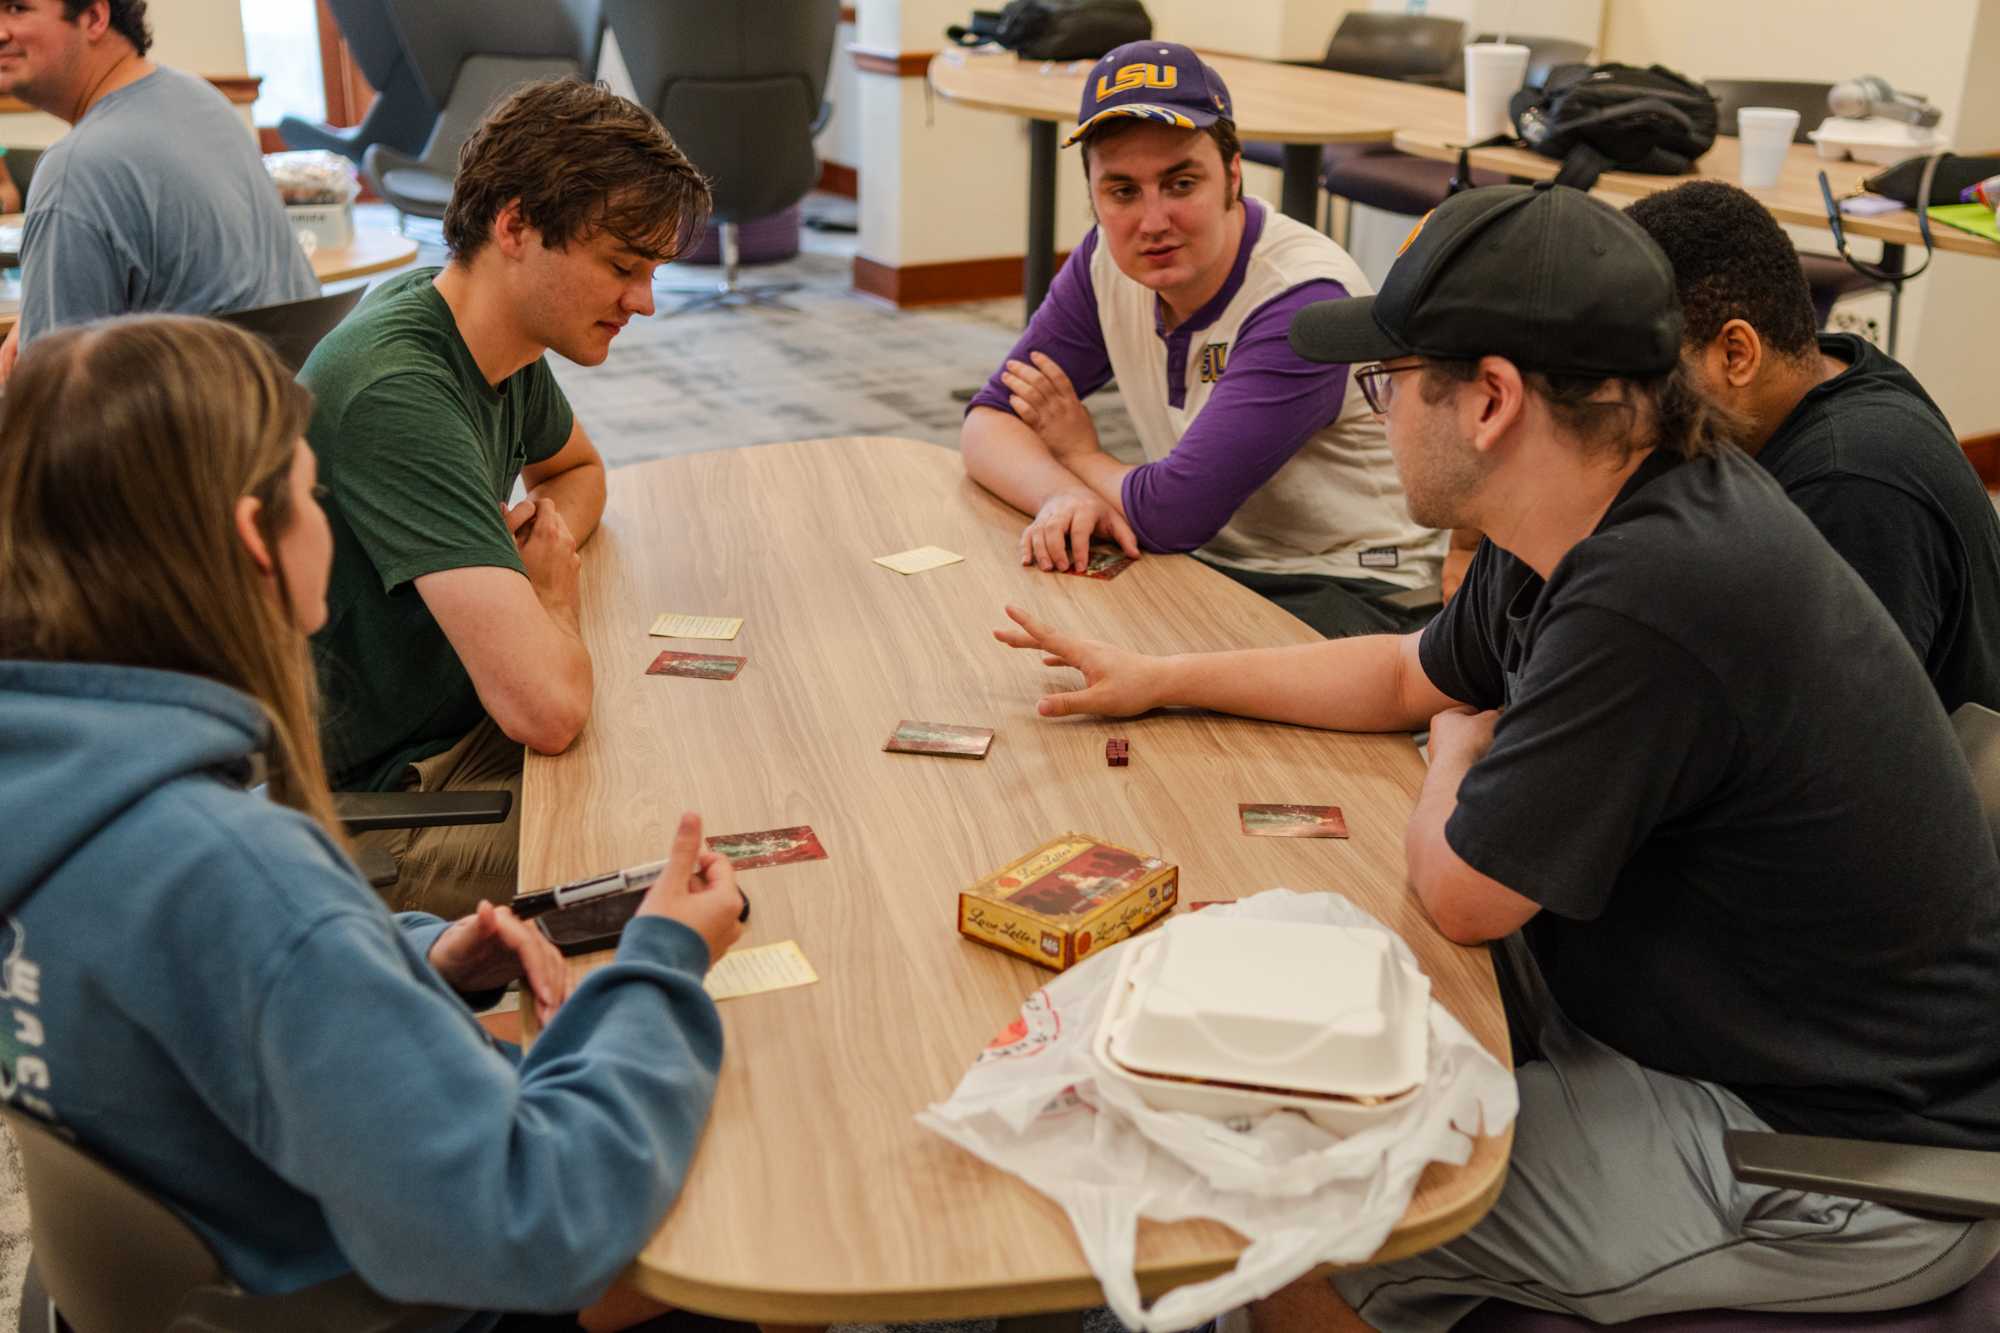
[1333,935,2000,1330]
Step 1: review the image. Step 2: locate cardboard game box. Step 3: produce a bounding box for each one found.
[958,833,1178,970]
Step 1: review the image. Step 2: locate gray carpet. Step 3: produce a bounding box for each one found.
[0,199,1138,1323]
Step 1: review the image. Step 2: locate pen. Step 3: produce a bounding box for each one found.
[511,857,751,922]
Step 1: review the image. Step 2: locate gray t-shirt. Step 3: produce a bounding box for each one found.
[20,66,318,341]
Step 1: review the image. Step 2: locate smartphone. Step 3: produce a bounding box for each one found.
[535,886,647,956]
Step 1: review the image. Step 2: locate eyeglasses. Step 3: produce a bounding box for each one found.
[1354,362,1426,415]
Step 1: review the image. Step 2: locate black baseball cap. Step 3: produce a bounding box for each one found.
[1289,182,1682,377]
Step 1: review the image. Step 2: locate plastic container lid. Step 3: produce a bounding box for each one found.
[1104,915,1428,1098]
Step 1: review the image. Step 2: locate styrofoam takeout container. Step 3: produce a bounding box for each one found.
[1808,116,1945,165]
[1092,917,1428,1130]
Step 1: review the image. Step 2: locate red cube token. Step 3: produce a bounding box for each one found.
[1106,738,1129,767]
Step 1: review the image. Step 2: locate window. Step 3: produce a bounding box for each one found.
[240,0,325,127]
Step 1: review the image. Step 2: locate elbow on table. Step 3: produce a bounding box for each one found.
[493,686,591,756]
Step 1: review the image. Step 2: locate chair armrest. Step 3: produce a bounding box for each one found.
[1723,1129,2000,1219]
[1378,582,1445,615]
[811,98,833,136]
[333,791,513,833]
[170,1277,459,1333]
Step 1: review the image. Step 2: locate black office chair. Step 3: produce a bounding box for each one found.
[1316,33,1593,235]
[215,287,369,375]
[1458,702,2000,1332]
[1703,79,1900,347]
[1242,11,1466,217]
[6,1104,457,1333]
[606,0,838,314]
[278,0,438,166]
[362,0,605,225]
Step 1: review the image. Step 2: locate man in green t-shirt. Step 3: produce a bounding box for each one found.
[304,78,711,917]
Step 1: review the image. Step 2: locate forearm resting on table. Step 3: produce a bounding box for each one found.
[524,458,606,547]
[1158,631,1443,733]
[962,406,1109,515]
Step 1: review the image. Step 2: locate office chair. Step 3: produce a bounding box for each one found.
[1458,703,2000,1332]
[605,0,840,314]
[277,0,438,167]
[216,287,369,375]
[1315,33,1593,238]
[5,1105,457,1333]
[362,0,605,225]
[1703,78,1904,348]
[1242,11,1466,212]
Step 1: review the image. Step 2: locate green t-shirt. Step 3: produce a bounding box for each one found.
[303,267,574,791]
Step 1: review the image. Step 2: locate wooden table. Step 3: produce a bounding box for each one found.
[928,50,1465,312]
[521,436,1512,1324]
[0,220,419,336]
[1390,130,2000,352]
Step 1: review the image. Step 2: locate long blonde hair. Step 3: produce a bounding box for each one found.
[0,316,343,840]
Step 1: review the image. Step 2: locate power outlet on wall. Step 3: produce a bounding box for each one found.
[1829,310,1882,348]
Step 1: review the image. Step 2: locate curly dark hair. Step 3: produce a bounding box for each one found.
[443,78,711,264]
[62,0,151,57]
[1624,181,1819,362]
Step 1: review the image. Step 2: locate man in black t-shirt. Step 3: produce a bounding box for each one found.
[994,183,2000,1330]
[1628,180,2000,713]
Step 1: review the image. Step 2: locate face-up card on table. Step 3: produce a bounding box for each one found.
[707,824,828,870]
[873,545,964,576]
[883,719,994,758]
[1066,547,1135,580]
[1238,803,1349,838]
[647,650,747,681]
[650,612,743,640]
[704,940,819,1001]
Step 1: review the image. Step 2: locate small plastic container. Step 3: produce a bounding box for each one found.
[1808,116,1945,165]
[1091,916,1429,1130]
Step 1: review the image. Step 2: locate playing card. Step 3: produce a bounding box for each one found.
[646,650,747,681]
[706,825,828,870]
[1238,803,1349,838]
[1067,547,1135,580]
[883,719,994,758]
[649,612,743,640]
[704,940,819,1001]
[873,545,964,575]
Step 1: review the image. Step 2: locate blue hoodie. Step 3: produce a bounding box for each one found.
[0,660,724,1319]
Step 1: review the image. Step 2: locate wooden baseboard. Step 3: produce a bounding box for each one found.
[852,252,1070,307]
[1963,431,2000,491]
[817,160,857,198]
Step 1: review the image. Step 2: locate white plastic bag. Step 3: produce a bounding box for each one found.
[918,889,1518,1332]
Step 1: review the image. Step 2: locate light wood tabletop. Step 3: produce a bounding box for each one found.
[521,436,1512,1324]
[928,48,1466,146]
[1389,130,2000,260]
[0,219,419,336]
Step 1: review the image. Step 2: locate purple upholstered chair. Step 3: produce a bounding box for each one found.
[1457,703,2000,1333]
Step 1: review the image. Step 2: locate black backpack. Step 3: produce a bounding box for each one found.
[1507,62,1718,189]
[946,0,1152,62]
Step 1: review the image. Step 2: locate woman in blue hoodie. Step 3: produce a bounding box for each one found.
[0,316,747,1329]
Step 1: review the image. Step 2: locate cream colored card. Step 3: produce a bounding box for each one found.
[873,545,964,575]
[704,940,819,1001]
[649,613,743,640]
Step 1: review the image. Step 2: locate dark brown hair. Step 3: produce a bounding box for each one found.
[1080,116,1245,205]
[0,316,342,840]
[443,77,712,263]
[62,0,151,56]
[1418,358,1738,462]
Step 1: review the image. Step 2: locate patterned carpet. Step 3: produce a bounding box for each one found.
[0,201,1140,1324]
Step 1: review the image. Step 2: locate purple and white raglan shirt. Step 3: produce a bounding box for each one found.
[970,199,1443,587]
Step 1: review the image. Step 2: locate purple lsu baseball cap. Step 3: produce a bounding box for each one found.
[1064,41,1233,147]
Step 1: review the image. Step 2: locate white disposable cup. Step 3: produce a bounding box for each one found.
[1737,106,1802,189]
[1463,43,1531,142]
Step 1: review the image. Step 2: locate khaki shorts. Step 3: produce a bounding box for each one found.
[1333,934,2000,1330]
[351,716,523,921]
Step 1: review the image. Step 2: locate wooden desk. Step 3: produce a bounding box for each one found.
[522,437,1512,1324]
[928,50,1465,312]
[1389,130,2000,262]
[0,220,419,336]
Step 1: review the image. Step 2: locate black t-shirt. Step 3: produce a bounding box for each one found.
[1758,333,2000,714]
[1420,444,2000,1148]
